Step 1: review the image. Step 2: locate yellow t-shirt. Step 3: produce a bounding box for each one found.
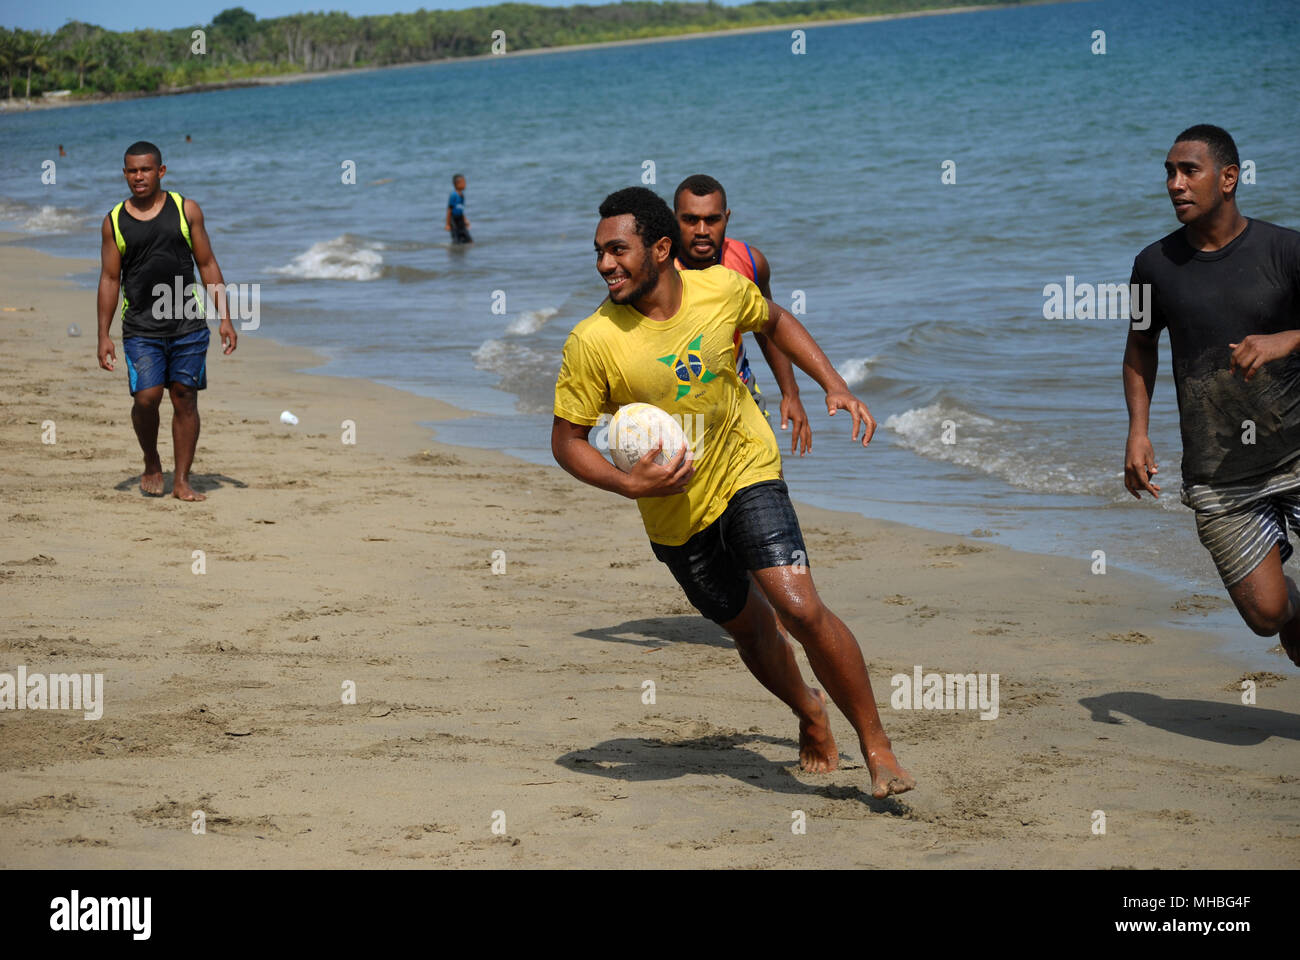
[554,265,782,545]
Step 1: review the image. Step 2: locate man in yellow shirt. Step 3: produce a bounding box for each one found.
[552,188,913,799]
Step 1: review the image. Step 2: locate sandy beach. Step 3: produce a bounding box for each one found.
[0,236,1296,869]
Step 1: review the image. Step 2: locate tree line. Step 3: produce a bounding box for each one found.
[1,0,1017,99]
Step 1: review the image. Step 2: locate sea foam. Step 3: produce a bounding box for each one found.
[270,235,384,281]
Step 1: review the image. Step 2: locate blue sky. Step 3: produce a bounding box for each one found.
[1,0,751,34]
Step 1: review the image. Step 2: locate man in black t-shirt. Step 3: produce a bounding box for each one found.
[97,141,237,502]
[1123,124,1300,666]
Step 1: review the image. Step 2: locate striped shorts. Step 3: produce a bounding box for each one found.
[1181,454,1300,587]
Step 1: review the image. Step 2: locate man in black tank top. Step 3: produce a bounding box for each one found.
[96,140,237,501]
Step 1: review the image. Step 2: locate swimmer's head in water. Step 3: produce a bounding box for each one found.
[674,174,731,269]
[1167,125,1239,225]
[123,141,165,199]
[595,187,678,305]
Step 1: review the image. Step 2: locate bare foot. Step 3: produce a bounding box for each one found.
[140,454,165,496]
[140,453,164,495]
[865,747,916,798]
[172,480,206,502]
[796,689,839,773]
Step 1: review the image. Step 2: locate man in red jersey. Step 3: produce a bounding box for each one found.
[674,174,812,457]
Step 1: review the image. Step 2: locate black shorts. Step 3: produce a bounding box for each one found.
[650,479,808,625]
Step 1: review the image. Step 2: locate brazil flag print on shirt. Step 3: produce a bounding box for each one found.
[554,265,782,546]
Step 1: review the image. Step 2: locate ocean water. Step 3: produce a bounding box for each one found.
[3,0,1299,659]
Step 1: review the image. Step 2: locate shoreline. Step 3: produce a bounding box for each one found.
[0,2,1041,114]
[1,236,1295,869]
[0,233,1231,614]
[0,232,1264,653]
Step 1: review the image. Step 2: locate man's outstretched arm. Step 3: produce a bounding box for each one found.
[760,300,875,446]
[747,247,810,455]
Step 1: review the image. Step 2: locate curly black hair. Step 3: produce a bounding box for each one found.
[598,187,679,260]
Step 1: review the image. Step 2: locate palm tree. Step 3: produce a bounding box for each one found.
[66,39,98,89]
[0,29,18,98]
[18,31,53,98]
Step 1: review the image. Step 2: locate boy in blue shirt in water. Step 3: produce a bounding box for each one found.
[446,173,472,244]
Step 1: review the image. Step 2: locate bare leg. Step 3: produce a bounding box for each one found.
[1227,545,1300,666]
[131,385,165,496]
[168,382,205,502]
[749,570,804,667]
[1282,580,1300,666]
[722,584,839,772]
[752,564,915,798]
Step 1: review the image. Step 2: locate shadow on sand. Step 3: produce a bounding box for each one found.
[1079,691,1300,745]
[556,732,909,815]
[114,472,248,496]
[573,616,732,650]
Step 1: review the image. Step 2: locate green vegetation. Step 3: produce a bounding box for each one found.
[0,0,1021,100]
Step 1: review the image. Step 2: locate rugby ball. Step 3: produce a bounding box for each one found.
[607,403,687,473]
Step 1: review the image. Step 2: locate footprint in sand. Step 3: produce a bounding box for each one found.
[1100,631,1153,644]
[1223,671,1288,692]
[1172,594,1230,614]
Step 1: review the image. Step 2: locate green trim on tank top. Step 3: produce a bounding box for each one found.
[110,192,200,320]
